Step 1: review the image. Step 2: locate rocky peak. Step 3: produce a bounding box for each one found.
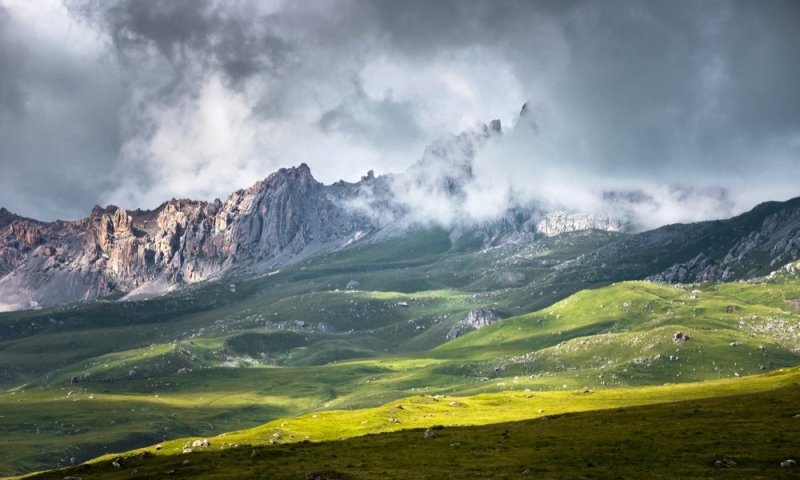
[0,116,637,311]
[0,207,15,229]
[0,163,380,311]
[401,120,503,202]
[516,102,538,131]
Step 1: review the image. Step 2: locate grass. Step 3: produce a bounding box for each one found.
[16,366,800,479]
[2,271,800,476]
[2,222,800,477]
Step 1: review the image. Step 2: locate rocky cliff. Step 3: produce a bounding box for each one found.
[0,113,639,311]
[0,165,376,311]
[647,201,800,283]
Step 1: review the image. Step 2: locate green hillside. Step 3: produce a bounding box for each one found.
[18,366,800,479]
[2,224,800,477]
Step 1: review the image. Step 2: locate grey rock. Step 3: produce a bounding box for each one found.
[316,323,336,334]
[648,203,800,284]
[446,308,503,340]
[714,457,737,468]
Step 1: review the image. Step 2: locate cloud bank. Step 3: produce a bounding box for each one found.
[0,0,798,230]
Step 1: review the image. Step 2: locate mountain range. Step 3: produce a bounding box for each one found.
[0,114,634,312]
[3,114,800,478]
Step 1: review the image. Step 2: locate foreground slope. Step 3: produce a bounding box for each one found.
[20,367,800,479]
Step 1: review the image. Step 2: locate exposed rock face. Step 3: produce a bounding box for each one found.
[534,212,627,236]
[648,203,800,283]
[446,308,505,340]
[0,115,635,312]
[0,165,374,311]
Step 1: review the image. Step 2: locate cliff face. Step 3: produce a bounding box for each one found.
[646,201,800,283]
[0,164,375,311]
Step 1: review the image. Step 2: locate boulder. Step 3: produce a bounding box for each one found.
[673,332,689,343]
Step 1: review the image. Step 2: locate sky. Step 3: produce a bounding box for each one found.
[1,0,799,228]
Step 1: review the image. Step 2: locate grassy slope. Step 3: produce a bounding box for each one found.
[2,221,800,477]
[18,367,800,479]
[2,268,799,476]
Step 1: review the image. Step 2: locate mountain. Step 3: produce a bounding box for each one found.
[0,119,632,312]
[550,196,800,286]
[0,165,378,311]
[3,181,800,475]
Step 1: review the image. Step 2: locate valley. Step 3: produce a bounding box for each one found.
[2,212,800,476]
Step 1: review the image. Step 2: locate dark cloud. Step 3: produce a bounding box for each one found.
[66,0,294,88]
[0,0,798,225]
[0,6,25,117]
[0,3,126,220]
[318,78,423,150]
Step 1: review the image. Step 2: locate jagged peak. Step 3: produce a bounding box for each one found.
[516,102,538,132]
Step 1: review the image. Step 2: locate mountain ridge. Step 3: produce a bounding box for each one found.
[0,111,636,312]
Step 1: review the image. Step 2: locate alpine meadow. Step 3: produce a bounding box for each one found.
[2,1,800,479]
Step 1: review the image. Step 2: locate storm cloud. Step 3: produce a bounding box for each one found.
[0,0,799,227]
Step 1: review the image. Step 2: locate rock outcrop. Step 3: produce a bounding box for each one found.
[0,165,375,311]
[446,308,506,340]
[647,202,800,284]
[0,114,636,311]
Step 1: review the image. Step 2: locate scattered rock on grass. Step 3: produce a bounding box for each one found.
[713,457,737,468]
[424,428,435,438]
[782,459,797,468]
